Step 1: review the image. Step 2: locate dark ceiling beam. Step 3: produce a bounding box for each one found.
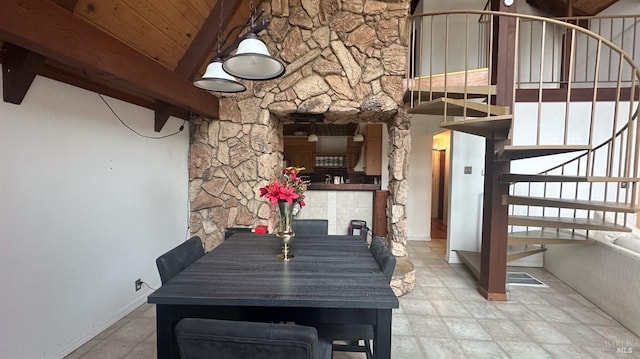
[38,61,189,120]
[2,42,45,104]
[176,0,244,79]
[525,0,589,16]
[51,0,78,11]
[0,0,219,118]
[154,0,243,132]
[0,1,78,105]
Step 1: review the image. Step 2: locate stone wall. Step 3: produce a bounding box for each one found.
[189,0,412,256]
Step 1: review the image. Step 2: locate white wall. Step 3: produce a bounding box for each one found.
[407,118,439,240]
[0,74,189,358]
[446,132,486,263]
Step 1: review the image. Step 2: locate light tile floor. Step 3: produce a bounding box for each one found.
[66,238,640,358]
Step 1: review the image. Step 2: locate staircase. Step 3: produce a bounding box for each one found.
[405,10,640,290]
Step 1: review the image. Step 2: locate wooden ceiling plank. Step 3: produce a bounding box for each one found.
[167,0,207,31]
[176,0,243,78]
[0,0,218,117]
[75,0,181,69]
[123,0,194,50]
[1,42,45,104]
[188,0,213,20]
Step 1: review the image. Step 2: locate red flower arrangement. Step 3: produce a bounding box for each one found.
[260,167,309,207]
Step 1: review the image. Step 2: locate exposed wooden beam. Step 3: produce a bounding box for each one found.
[0,1,77,105]
[176,0,244,79]
[51,0,78,11]
[37,61,189,120]
[1,42,44,104]
[153,0,243,132]
[0,0,219,118]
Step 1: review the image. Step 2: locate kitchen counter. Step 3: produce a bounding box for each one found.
[307,183,380,191]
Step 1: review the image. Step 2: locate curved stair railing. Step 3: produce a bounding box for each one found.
[509,108,639,238]
[405,10,640,269]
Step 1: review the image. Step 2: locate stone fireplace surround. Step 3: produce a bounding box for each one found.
[188,0,414,295]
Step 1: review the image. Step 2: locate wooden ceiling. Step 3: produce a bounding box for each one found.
[526,0,621,16]
[0,0,254,131]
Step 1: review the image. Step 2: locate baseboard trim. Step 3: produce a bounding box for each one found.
[52,295,149,359]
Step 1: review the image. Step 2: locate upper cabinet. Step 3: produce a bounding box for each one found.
[283,137,315,173]
[364,124,382,176]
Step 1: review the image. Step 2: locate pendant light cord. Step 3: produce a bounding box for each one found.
[99,94,185,139]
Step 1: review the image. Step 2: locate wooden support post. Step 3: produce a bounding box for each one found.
[477,0,517,301]
[478,139,509,301]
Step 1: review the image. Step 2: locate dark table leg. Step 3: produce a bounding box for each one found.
[155,305,179,359]
[373,309,392,359]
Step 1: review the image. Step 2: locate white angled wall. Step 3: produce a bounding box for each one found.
[0,74,189,358]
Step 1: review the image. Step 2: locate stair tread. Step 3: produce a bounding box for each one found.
[408,97,510,117]
[403,68,490,91]
[403,85,496,102]
[507,248,547,262]
[509,229,589,240]
[502,174,640,183]
[454,250,481,279]
[508,229,596,245]
[507,195,639,213]
[439,115,512,139]
[509,215,632,232]
[498,145,592,161]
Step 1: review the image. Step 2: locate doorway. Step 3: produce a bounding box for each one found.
[431,131,450,240]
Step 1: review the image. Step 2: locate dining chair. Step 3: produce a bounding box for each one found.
[292,219,329,235]
[224,226,253,240]
[348,220,369,242]
[370,236,385,260]
[317,236,396,359]
[155,236,204,284]
[175,318,332,359]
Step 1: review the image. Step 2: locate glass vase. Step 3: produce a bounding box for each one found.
[276,200,296,260]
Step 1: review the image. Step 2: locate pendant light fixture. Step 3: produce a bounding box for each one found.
[308,123,318,142]
[353,124,364,142]
[223,33,285,80]
[222,0,285,80]
[193,58,246,93]
[193,0,286,92]
[193,0,246,93]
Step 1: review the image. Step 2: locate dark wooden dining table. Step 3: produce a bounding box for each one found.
[147,233,399,359]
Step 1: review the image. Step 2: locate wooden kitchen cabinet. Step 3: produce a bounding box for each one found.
[364,124,382,176]
[283,137,315,173]
[346,137,362,170]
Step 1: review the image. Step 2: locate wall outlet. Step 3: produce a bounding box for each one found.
[135,279,142,291]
